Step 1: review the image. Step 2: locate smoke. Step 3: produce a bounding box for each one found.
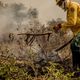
[0,2,41,43]
[0,3,36,34]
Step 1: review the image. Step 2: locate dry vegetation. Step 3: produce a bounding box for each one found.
[0,1,79,80]
[0,24,77,80]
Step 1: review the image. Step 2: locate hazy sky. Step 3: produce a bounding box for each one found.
[1,0,80,23]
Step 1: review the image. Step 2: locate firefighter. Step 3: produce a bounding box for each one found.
[56,0,80,34]
[55,0,80,70]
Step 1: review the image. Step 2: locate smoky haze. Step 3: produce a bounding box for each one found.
[1,0,80,23]
[0,0,79,36]
[0,3,40,40]
[1,0,66,23]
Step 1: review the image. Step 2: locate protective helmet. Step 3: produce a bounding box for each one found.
[56,0,67,11]
[56,0,65,7]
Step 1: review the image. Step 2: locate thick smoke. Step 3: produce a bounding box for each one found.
[0,2,39,38]
[0,3,25,33]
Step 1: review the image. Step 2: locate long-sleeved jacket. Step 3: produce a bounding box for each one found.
[62,1,80,35]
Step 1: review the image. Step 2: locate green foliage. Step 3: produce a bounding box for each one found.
[0,57,30,80]
[0,57,80,80]
[46,62,74,80]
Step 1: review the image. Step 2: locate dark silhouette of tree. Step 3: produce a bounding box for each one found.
[11,3,27,28]
[27,8,38,19]
[10,3,38,30]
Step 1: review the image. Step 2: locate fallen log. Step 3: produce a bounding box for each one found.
[18,32,52,36]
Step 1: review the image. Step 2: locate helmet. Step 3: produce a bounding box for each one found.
[56,0,67,11]
[56,0,65,6]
